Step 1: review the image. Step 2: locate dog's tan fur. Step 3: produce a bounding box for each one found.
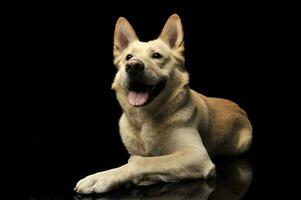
[75,14,252,194]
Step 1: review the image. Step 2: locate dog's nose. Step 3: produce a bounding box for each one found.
[126,60,144,75]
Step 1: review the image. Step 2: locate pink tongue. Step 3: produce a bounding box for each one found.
[128,91,149,106]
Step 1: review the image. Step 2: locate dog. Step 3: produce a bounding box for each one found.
[74,14,252,194]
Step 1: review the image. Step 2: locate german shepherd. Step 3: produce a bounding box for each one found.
[74,14,252,194]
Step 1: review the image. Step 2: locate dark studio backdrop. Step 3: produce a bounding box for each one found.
[13,1,294,199]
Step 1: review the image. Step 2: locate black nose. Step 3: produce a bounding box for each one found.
[126,60,144,75]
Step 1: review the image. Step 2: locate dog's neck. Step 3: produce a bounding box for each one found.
[150,68,190,115]
[162,85,190,115]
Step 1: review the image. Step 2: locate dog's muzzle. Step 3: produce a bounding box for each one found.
[125,59,166,107]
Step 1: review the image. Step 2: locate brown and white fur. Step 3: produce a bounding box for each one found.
[74,14,252,194]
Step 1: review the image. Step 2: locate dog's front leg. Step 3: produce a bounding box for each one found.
[75,148,215,194]
[129,128,216,186]
[128,150,216,186]
[75,128,215,194]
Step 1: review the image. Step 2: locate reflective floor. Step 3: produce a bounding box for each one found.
[29,157,253,200]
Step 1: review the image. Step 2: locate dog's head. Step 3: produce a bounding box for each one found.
[112,14,188,108]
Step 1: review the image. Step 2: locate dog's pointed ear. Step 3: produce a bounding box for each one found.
[114,17,138,56]
[159,14,184,52]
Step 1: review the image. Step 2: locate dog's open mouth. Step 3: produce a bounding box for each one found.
[128,80,166,107]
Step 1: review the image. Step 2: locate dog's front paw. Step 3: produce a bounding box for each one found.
[74,170,122,194]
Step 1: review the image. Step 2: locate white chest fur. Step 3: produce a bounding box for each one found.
[119,114,163,156]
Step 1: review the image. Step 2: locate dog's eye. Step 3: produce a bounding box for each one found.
[152,52,163,59]
[126,54,133,60]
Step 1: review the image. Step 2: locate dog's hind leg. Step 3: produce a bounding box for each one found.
[215,115,252,156]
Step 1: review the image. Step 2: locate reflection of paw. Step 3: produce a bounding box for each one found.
[74,170,121,194]
[237,162,253,182]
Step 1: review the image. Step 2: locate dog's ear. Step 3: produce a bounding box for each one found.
[114,17,138,56]
[159,14,184,52]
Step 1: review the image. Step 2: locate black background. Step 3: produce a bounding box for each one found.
[9,1,295,199]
